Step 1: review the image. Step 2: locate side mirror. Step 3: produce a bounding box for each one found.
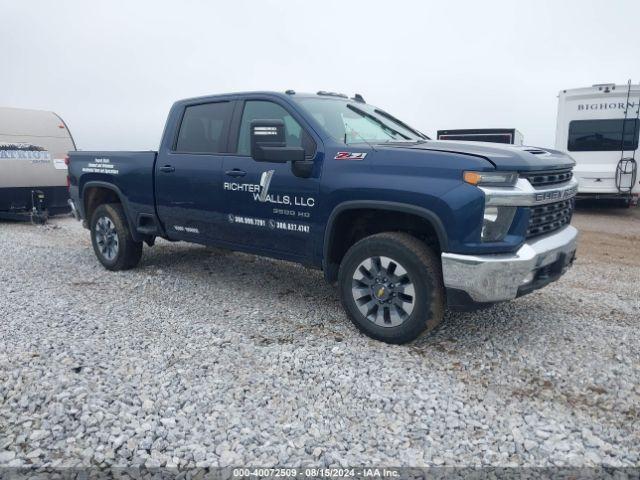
[250,119,305,163]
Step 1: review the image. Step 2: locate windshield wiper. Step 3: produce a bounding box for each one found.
[346,104,410,140]
[374,109,430,140]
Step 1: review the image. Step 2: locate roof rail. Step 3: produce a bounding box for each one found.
[317,91,348,98]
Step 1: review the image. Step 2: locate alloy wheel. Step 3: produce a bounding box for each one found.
[95,216,119,261]
[351,256,416,327]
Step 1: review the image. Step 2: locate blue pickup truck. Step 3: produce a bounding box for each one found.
[68,91,578,344]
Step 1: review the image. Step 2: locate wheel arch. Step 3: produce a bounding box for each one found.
[82,181,141,241]
[322,200,448,283]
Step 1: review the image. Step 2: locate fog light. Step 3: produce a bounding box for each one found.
[481,206,516,242]
[521,272,535,285]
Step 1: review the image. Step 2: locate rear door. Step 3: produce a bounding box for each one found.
[155,100,235,242]
[219,98,320,258]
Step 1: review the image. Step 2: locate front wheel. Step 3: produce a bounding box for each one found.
[90,203,142,271]
[338,232,444,344]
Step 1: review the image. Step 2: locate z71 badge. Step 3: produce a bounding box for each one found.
[334,152,367,160]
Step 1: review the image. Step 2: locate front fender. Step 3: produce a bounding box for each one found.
[321,200,449,282]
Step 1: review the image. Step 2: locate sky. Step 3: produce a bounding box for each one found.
[2,0,639,151]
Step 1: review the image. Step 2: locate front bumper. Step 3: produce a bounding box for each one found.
[441,225,578,303]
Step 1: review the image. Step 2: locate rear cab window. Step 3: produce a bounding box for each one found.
[175,101,234,154]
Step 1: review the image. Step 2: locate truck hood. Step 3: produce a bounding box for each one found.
[392,140,575,171]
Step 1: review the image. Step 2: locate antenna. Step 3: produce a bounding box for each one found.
[343,123,377,152]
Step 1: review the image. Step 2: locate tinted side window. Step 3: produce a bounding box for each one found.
[175,102,233,153]
[568,118,639,152]
[237,101,302,155]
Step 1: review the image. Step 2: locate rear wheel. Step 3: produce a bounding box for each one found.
[338,232,444,344]
[90,203,142,270]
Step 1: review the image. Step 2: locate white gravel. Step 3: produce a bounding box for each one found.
[0,208,638,469]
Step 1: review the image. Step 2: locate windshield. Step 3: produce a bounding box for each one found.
[293,97,426,144]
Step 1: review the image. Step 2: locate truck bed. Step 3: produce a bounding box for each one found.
[68,151,159,236]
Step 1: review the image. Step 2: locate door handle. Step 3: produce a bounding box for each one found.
[225,169,246,178]
[159,165,175,173]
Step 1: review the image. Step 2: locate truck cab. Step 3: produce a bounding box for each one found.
[68,91,579,344]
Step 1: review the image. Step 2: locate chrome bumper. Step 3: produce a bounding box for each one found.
[441,225,578,303]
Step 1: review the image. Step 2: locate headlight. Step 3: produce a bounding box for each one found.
[482,206,516,242]
[464,171,518,186]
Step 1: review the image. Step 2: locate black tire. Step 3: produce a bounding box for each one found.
[338,232,444,344]
[90,203,142,271]
[618,198,632,209]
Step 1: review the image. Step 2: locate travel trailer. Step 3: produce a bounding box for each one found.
[555,83,640,206]
[0,107,76,222]
[437,128,524,145]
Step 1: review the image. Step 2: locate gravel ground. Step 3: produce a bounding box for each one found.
[0,205,638,469]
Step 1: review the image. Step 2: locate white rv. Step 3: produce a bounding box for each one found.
[0,107,76,221]
[555,83,640,206]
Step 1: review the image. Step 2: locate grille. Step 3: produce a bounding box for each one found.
[526,199,574,239]
[521,168,573,187]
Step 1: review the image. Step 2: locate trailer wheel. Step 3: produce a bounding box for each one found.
[338,232,444,344]
[90,203,142,271]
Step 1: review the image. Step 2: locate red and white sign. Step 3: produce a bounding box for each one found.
[334,152,367,161]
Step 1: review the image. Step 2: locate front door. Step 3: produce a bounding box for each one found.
[220,99,319,258]
[155,100,235,243]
